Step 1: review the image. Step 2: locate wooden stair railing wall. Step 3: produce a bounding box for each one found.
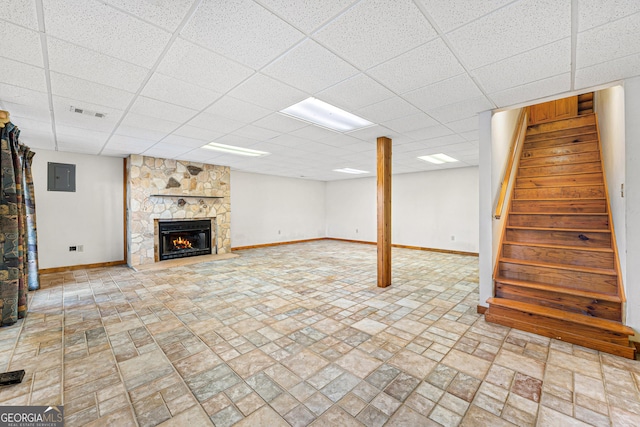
[486,99,635,359]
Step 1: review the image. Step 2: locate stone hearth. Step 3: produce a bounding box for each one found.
[126,155,231,266]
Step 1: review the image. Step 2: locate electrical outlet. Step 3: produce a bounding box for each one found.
[69,246,77,251]
[356,228,358,233]
[278,230,281,235]
[451,235,455,241]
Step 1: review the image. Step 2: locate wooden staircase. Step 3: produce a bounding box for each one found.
[486,110,636,359]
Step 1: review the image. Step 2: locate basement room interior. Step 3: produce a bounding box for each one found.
[1,1,640,426]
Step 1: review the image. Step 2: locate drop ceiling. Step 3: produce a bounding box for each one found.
[1,0,639,181]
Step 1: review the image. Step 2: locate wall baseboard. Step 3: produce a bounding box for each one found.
[39,260,127,274]
[232,238,326,251]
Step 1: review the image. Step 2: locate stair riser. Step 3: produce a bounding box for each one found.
[517,162,602,178]
[514,185,605,199]
[508,214,608,229]
[524,134,597,150]
[506,229,611,247]
[498,262,617,294]
[511,199,607,213]
[527,122,596,138]
[516,173,603,189]
[502,244,614,269]
[522,141,599,159]
[495,283,622,321]
[485,310,635,358]
[519,151,600,168]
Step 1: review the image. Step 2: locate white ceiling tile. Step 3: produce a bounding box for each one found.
[0,21,43,67]
[256,0,356,33]
[162,134,209,148]
[577,13,640,68]
[404,74,483,111]
[187,112,246,134]
[43,0,171,67]
[314,0,437,69]
[52,95,122,132]
[382,113,438,133]
[473,38,571,93]
[141,73,221,110]
[101,0,195,31]
[50,72,134,110]
[446,116,478,133]
[104,134,158,153]
[347,125,397,142]
[56,124,110,145]
[56,140,101,155]
[268,134,314,148]
[234,125,280,142]
[181,0,304,69]
[0,83,49,110]
[3,0,39,30]
[215,134,260,147]
[263,40,359,93]
[368,38,464,93]
[289,124,340,141]
[47,38,148,92]
[116,112,180,141]
[129,96,198,123]
[172,125,224,143]
[356,97,421,123]
[206,97,271,123]
[460,130,479,141]
[0,100,50,123]
[227,73,307,111]
[447,0,570,69]
[488,73,571,108]
[575,52,640,89]
[316,133,364,148]
[578,0,640,31]
[143,142,193,158]
[174,148,220,163]
[403,124,453,141]
[6,116,54,150]
[317,74,395,111]
[417,0,514,32]
[0,57,46,92]
[251,113,309,133]
[427,96,494,123]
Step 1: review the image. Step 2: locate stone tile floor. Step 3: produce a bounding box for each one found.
[1,240,639,426]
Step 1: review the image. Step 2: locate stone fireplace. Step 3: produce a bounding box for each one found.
[126,155,231,267]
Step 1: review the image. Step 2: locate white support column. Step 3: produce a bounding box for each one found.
[478,110,494,310]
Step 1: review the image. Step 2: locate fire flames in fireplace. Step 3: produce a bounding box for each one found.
[172,236,193,250]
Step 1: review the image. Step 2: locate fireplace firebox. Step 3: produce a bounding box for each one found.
[158,219,212,261]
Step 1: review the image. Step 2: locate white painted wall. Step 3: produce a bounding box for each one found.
[624,77,640,333]
[594,86,626,285]
[31,150,124,269]
[230,171,326,247]
[325,167,479,253]
[478,108,522,309]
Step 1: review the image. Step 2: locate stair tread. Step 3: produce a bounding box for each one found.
[503,241,614,253]
[517,167,603,179]
[494,277,621,302]
[486,297,634,335]
[509,212,608,216]
[519,160,602,170]
[513,197,605,201]
[506,225,610,233]
[499,257,617,275]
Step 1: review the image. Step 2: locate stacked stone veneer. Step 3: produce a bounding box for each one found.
[127,155,231,266]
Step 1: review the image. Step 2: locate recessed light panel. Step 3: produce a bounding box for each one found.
[417,153,459,164]
[333,168,369,174]
[280,97,374,132]
[203,142,270,157]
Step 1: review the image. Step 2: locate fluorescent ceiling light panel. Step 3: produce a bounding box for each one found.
[203,142,269,157]
[333,168,369,174]
[418,153,459,164]
[280,97,374,132]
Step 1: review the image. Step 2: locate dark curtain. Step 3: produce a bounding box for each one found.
[1,122,39,327]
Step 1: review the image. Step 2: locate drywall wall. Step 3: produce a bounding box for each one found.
[624,77,640,332]
[230,171,326,247]
[325,167,479,253]
[31,149,124,269]
[595,85,626,285]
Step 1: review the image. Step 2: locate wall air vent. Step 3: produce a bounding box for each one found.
[69,106,106,118]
